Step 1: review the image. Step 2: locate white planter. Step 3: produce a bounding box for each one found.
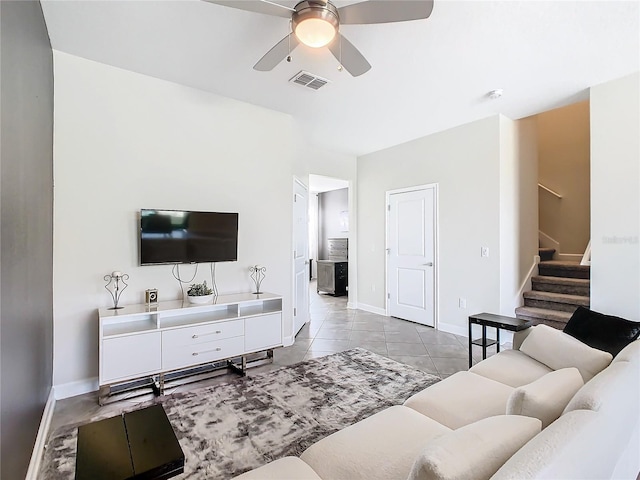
[187,294,214,305]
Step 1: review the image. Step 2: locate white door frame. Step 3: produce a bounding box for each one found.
[385,183,439,328]
[292,177,310,342]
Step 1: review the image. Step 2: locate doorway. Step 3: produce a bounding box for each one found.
[309,174,350,301]
[386,184,438,327]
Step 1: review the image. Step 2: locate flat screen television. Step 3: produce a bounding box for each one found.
[140,209,238,265]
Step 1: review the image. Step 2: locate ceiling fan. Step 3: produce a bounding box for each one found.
[204,0,434,76]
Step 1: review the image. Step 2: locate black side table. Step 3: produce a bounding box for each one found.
[468,313,531,368]
[76,404,184,480]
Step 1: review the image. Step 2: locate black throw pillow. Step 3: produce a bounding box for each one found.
[563,306,640,357]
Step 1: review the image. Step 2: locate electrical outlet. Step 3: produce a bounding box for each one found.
[459,298,467,309]
[481,247,489,258]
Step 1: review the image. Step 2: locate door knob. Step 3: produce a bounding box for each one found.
[424,262,434,267]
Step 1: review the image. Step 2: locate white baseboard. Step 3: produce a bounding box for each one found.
[557,253,582,262]
[355,303,387,316]
[439,321,514,346]
[282,334,295,347]
[437,321,467,338]
[346,301,357,310]
[25,387,56,480]
[54,377,99,400]
[509,256,539,312]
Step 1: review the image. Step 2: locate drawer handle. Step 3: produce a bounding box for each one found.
[192,347,222,356]
[191,330,222,339]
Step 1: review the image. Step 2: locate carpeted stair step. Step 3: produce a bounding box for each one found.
[538,261,590,279]
[538,247,556,262]
[523,290,589,312]
[515,306,572,330]
[532,275,590,296]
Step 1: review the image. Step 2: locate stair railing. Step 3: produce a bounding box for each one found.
[538,183,563,199]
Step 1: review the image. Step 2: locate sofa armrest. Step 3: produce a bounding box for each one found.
[513,326,534,350]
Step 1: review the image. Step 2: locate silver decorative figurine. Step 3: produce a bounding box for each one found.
[104,271,129,310]
[249,265,266,294]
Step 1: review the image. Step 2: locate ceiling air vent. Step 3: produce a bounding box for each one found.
[290,71,330,90]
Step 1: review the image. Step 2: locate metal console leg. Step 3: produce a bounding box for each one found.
[98,385,111,406]
[227,356,247,376]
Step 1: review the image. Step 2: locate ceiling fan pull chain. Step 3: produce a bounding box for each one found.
[287,20,292,63]
[338,35,343,72]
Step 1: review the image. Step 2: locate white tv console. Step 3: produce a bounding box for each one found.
[98,292,283,404]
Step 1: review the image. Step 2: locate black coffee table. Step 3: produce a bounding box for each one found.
[468,313,531,368]
[76,404,184,480]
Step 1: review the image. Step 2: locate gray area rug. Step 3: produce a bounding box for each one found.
[40,348,440,479]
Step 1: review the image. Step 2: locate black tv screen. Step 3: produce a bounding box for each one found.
[140,209,238,265]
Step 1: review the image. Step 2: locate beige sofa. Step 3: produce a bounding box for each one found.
[234,324,640,480]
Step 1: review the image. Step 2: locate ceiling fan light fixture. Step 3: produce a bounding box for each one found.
[292,1,340,48]
[295,18,336,48]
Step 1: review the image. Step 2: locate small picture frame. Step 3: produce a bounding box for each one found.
[145,288,158,306]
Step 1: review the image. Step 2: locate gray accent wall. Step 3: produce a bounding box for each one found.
[318,188,348,259]
[0,1,54,478]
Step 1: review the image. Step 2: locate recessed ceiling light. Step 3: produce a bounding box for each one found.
[488,89,504,99]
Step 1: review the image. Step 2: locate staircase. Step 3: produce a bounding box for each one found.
[515,248,590,329]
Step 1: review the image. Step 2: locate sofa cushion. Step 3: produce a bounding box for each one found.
[490,410,606,480]
[300,405,450,480]
[563,360,638,414]
[232,457,322,480]
[563,306,640,356]
[519,324,613,382]
[408,415,541,480]
[506,368,583,428]
[404,372,514,429]
[613,338,640,364]
[470,349,553,387]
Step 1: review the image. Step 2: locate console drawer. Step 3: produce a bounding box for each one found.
[245,313,282,351]
[102,332,161,384]
[162,335,244,371]
[162,319,243,347]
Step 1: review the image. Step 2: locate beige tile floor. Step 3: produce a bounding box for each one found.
[50,281,490,433]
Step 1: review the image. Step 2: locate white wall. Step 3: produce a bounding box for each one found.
[357,115,538,334]
[499,116,539,315]
[590,72,640,320]
[537,101,591,255]
[318,188,349,259]
[357,116,503,335]
[52,52,297,392]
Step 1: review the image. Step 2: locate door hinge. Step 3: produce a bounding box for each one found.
[293,250,296,258]
[294,307,297,316]
[387,205,390,211]
[387,293,390,299]
[294,195,297,202]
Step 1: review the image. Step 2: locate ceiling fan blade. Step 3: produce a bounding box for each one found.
[338,0,434,25]
[328,33,371,77]
[203,0,294,19]
[254,33,299,71]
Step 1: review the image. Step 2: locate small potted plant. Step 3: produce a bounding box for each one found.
[186,280,214,304]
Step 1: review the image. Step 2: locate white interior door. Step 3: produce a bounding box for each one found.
[293,179,309,335]
[387,185,437,326]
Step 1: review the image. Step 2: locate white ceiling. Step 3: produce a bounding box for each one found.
[40,0,639,156]
[309,174,349,193]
